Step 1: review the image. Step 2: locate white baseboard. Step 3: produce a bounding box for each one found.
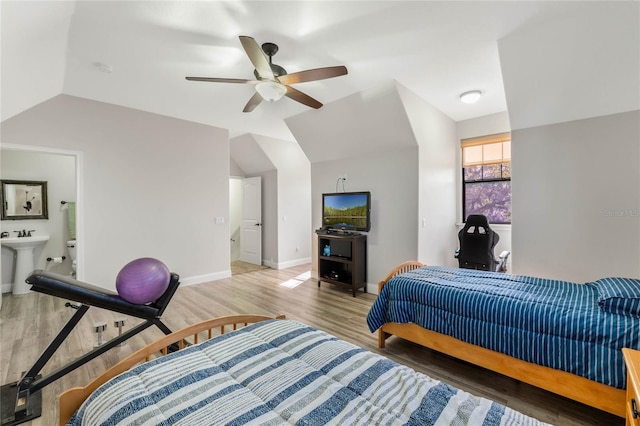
[366,282,378,295]
[179,270,231,286]
[263,257,312,270]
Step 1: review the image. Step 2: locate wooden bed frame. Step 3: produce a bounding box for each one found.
[58,314,285,426]
[376,261,626,418]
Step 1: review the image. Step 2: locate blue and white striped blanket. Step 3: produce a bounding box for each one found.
[367,266,640,389]
[69,319,549,425]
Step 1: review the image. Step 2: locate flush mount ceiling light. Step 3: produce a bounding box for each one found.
[255,81,288,102]
[459,90,482,104]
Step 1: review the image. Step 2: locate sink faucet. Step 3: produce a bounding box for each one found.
[26,230,35,237]
[0,232,8,238]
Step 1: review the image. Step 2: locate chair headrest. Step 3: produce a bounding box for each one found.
[465,214,490,228]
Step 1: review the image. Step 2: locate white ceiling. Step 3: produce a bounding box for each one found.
[2,1,638,141]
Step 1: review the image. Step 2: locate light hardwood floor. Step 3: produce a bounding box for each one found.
[230,260,269,275]
[0,264,622,425]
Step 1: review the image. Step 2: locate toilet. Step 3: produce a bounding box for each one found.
[66,240,77,276]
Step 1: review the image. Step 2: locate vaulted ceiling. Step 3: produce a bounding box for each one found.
[2,1,638,141]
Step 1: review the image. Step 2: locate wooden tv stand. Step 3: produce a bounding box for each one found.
[317,233,367,297]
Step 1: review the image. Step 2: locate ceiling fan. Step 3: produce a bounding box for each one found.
[186,36,348,112]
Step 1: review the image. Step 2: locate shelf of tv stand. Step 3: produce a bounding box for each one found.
[317,233,367,297]
[319,255,351,263]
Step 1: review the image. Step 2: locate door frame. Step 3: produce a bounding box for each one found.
[1,143,84,281]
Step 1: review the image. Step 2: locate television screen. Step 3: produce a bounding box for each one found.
[322,191,371,232]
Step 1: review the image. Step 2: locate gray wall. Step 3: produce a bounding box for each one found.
[1,95,231,289]
[512,110,640,281]
[311,147,419,288]
[288,81,457,290]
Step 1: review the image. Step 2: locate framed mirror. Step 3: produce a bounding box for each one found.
[1,180,49,220]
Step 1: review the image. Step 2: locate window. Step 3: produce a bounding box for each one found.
[461,132,511,224]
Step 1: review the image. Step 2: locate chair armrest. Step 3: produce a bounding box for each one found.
[496,251,510,272]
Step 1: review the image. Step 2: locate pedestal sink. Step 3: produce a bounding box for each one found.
[1,235,49,295]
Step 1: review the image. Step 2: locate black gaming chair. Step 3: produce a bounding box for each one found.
[455,214,509,272]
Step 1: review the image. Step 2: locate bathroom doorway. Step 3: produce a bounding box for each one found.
[1,144,82,294]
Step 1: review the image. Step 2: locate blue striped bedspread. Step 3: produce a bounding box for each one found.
[69,319,549,425]
[367,266,640,389]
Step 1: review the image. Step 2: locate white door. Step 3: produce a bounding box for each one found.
[240,176,262,265]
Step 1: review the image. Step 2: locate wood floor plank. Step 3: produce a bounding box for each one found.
[0,264,622,425]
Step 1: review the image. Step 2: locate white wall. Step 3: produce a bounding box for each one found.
[261,171,278,267]
[230,158,245,178]
[0,1,75,121]
[397,83,458,267]
[253,136,312,268]
[1,95,231,289]
[498,1,639,131]
[1,150,76,290]
[512,110,640,281]
[457,112,511,141]
[230,133,312,269]
[229,178,242,261]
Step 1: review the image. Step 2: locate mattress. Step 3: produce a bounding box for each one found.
[68,319,549,425]
[367,266,640,389]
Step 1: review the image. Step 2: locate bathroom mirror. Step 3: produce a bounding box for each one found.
[1,180,49,220]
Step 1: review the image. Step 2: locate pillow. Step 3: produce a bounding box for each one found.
[592,277,640,317]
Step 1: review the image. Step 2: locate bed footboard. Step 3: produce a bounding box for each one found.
[59,314,285,426]
[377,261,424,348]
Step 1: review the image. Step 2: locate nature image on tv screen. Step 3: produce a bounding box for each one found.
[323,193,368,229]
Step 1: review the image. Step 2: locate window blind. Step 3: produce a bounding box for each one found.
[461,132,511,167]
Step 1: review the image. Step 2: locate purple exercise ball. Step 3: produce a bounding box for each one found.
[116,258,170,304]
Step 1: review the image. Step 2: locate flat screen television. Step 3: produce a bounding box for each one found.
[322,191,371,232]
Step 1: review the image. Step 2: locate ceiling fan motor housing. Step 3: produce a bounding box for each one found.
[253,42,288,79]
[261,42,279,57]
[254,64,287,79]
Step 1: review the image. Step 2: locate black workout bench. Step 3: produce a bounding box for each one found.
[1,270,180,426]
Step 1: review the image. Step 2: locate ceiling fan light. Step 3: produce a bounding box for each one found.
[460,90,482,104]
[256,81,287,102]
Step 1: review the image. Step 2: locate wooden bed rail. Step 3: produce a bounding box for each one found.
[58,314,285,426]
[375,262,626,418]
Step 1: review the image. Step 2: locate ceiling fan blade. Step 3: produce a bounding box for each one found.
[239,35,275,80]
[243,92,263,113]
[186,77,260,84]
[285,86,323,109]
[278,66,348,85]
